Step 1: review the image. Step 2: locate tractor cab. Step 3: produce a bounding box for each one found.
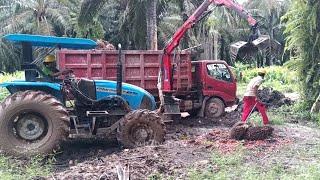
[3,34,97,82]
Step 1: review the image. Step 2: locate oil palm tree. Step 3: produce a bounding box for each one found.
[0,0,69,71]
[78,0,171,49]
[245,0,289,65]
[283,0,320,111]
[0,0,68,35]
[146,0,158,50]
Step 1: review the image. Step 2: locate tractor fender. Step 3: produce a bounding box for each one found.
[0,81,63,102]
[198,96,226,117]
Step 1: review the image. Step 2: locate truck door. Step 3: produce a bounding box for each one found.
[203,62,237,105]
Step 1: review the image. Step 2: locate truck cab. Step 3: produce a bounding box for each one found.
[177,60,237,118]
[192,60,237,107]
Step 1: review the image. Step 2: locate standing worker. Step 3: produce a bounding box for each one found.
[242,69,269,125]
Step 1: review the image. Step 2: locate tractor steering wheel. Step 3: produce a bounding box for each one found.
[62,69,75,85]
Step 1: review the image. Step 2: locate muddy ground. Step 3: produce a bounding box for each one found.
[49,89,319,179]
[51,112,320,180]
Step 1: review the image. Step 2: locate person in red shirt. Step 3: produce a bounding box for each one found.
[242,69,269,125]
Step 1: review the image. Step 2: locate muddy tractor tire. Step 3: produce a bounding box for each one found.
[0,91,69,156]
[117,109,165,148]
[205,98,225,118]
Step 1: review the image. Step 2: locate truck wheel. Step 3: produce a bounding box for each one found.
[205,98,225,118]
[0,91,69,156]
[117,109,165,148]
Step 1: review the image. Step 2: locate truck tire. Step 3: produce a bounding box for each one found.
[205,98,225,118]
[117,109,165,148]
[0,91,69,156]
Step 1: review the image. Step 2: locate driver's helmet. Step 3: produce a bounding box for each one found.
[44,55,56,63]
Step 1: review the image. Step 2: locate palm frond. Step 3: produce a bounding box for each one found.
[78,0,108,27]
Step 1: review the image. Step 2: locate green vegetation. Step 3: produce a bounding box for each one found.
[188,145,320,180]
[236,64,299,97]
[0,0,290,72]
[248,102,320,126]
[0,72,24,102]
[0,155,52,179]
[283,0,320,107]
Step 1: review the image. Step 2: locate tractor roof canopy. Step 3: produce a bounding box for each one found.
[3,34,97,49]
[3,34,97,82]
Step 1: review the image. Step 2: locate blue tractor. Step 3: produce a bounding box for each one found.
[0,34,165,156]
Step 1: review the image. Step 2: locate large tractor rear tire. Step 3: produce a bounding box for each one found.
[117,109,165,148]
[0,91,69,156]
[205,98,225,118]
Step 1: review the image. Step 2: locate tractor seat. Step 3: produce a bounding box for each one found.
[71,80,130,112]
[77,79,97,100]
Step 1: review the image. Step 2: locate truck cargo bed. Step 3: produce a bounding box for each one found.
[58,50,192,97]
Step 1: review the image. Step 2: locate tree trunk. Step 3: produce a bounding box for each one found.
[214,32,218,60]
[146,0,158,50]
[220,36,225,60]
[311,92,320,113]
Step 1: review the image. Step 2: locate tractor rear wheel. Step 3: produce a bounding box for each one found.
[117,109,165,148]
[205,98,225,118]
[0,91,69,156]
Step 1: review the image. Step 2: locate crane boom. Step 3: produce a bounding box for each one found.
[162,0,257,92]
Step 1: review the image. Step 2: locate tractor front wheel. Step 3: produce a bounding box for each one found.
[0,91,69,156]
[117,109,165,148]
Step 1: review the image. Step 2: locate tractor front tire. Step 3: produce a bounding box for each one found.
[0,91,69,156]
[117,109,165,148]
[205,98,225,118]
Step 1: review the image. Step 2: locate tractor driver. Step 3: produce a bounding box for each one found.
[42,55,72,77]
[43,55,60,77]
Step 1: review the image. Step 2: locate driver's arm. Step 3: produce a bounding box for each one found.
[51,68,61,77]
[52,69,73,77]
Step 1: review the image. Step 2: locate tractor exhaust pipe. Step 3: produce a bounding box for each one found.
[117,44,122,96]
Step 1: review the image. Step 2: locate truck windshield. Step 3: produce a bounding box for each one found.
[207,63,232,82]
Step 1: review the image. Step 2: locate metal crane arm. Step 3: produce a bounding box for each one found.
[162,0,257,92]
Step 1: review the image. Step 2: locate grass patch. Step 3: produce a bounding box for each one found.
[244,102,320,126]
[246,105,293,126]
[188,145,320,180]
[0,155,52,179]
[290,101,320,126]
